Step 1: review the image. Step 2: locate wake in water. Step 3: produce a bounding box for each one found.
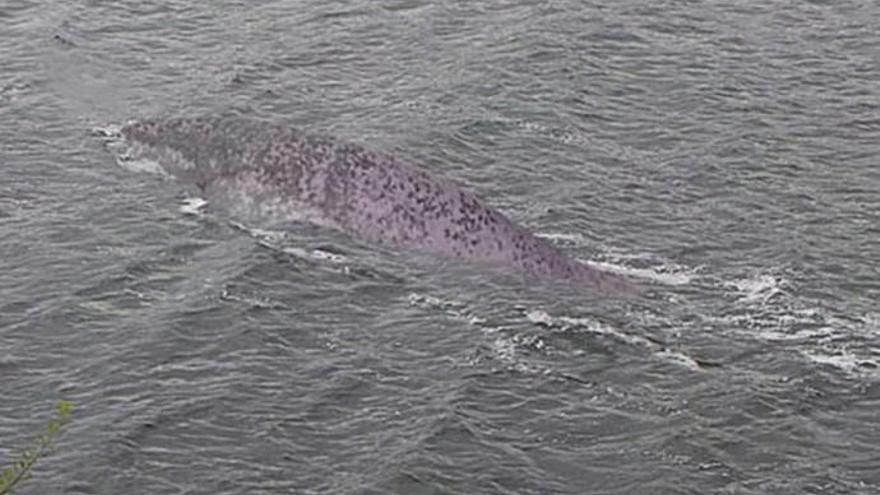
[105,116,639,295]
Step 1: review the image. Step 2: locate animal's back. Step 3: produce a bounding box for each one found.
[120,117,637,294]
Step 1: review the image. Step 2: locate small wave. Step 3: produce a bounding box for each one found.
[524,308,703,370]
[524,309,651,348]
[407,292,703,372]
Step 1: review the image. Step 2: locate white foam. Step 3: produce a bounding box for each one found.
[525,308,707,370]
[524,309,554,326]
[275,242,348,264]
[656,349,702,371]
[407,294,547,373]
[115,155,169,176]
[536,232,696,286]
[726,274,786,303]
[407,293,486,325]
[525,309,652,347]
[489,336,517,362]
[408,292,706,372]
[799,314,880,377]
[179,197,208,216]
[715,271,880,377]
[308,249,347,263]
[229,223,349,264]
[586,260,694,286]
[91,124,122,138]
[800,348,877,376]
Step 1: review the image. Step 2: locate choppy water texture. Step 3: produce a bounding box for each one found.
[1,1,878,493]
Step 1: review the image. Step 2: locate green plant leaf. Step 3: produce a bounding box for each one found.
[0,400,75,495]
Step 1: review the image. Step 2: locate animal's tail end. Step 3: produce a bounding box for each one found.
[572,261,644,298]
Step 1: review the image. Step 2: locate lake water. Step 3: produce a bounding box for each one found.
[1,1,878,493]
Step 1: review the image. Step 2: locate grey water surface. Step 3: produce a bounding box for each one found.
[1,1,879,494]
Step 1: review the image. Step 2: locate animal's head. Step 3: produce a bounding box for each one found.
[121,118,216,147]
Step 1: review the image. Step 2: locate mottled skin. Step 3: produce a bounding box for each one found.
[121,117,635,294]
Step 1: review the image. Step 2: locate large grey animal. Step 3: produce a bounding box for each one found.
[121,117,636,294]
